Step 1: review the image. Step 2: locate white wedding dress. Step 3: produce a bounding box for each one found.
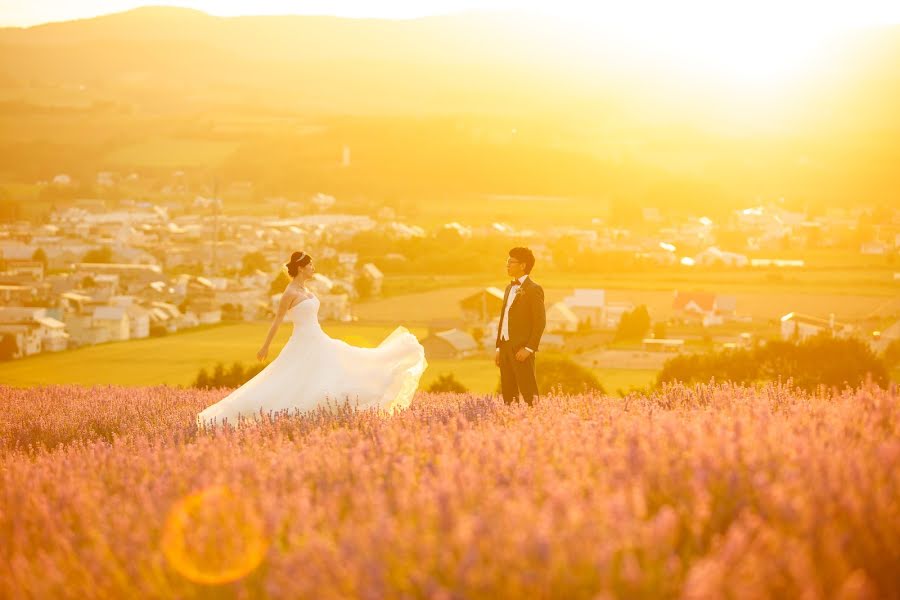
[197,295,427,427]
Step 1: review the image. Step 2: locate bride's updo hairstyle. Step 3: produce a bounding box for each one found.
[285,251,312,277]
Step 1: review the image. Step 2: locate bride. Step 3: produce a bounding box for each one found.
[197,251,428,427]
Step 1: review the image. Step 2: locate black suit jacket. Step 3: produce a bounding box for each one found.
[495,277,546,351]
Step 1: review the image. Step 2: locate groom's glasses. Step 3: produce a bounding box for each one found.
[506,259,521,266]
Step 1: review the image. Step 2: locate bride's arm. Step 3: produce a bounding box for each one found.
[257,293,293,360]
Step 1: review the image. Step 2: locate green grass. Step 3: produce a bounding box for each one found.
[422,359,499,393]
[0,320,661,397]
[593,368,658,394]
[0,321,427,387]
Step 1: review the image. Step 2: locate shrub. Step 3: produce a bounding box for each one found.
[427,373,468,393]
[657,334,889,390]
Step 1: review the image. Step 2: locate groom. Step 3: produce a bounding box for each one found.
[494,247,546,405]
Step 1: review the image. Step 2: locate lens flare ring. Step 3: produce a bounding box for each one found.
[161,485,269,585]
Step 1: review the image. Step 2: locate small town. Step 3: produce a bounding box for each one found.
[1,170,898,383]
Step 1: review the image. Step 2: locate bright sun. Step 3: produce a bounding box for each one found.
[548,2,845,91]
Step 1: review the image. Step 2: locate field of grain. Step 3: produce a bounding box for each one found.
[1,382,897,598]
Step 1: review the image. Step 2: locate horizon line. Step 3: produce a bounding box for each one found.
[1,5,511,29]
[4,2,900,31]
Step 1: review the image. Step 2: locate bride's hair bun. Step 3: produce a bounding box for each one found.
[285,251,312,277]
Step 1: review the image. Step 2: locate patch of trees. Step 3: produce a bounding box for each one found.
[0,334,18,361]
[497,353,605,396]
[427,373,468,393]
[614,305,651,342]
[657,335,889,391]
[81,246,113,263]
[192,361,267,389]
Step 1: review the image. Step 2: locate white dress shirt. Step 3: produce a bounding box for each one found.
[498,274,534,353]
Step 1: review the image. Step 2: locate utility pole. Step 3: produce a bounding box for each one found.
[211,178,219,277]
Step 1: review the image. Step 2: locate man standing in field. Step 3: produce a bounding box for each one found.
[495,247,546,405]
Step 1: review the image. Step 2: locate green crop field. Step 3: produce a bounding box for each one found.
[0,319,660,396]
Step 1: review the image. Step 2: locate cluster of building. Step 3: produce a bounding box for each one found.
[0,199,389,360]
[420,284,900,361]
[3,178,898,364]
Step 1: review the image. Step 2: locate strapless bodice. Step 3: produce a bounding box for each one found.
[285,296,324,338]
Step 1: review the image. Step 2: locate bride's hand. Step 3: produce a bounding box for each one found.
[256,347,268,361]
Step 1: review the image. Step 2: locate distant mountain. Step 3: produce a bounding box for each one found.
[1,7,899,206]
[2,6,899,125]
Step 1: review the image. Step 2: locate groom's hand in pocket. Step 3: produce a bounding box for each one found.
[515,348,532,362]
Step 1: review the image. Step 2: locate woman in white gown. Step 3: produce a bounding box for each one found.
[197,251,428,427]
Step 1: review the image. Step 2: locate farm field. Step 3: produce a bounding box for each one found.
[359,282,896,323]
[0,322,428,387]
[0,320,662,395]
[1,383,897,598]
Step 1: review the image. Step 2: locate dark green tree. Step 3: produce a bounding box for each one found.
[0,334,18,361]
[614,305,651,342]
[82,246,113,263]
[194,367,210,388]
[497,354,605,395]
[355,274,373,300]
[537,355,605,395]
[269,271,290,295]
[652,321,668,339]
[32,248,48,271]
[427,373,468,393]
[240,251,269,275]
[882,338,900,369]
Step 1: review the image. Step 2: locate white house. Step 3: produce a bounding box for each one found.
[546,302,579,333]
[422,328,479,359]
[318,293,351,322]
[149,302,186,331]
[306,273,335,296]
[694,246,749,267]
[604,301,635,328]
[360,263,384,297]
[36,316,69,352]
[860,241,887,255]
[0,307,69,357]
[0,323,42,358]
[311,192,336,211]
[92,306,130,342]
[215,287,264,321]
[673,291,731,327]
[562,289,606,329]
[780,312,854,341]
[0,284,35,304]
[124,305,151,339]
[460,288,505,324]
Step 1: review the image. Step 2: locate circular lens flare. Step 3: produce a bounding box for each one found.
[161,485,269,585]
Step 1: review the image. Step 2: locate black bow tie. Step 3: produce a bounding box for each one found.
[510,279,521,287]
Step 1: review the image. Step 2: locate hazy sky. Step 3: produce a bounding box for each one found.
[2,0,900,28]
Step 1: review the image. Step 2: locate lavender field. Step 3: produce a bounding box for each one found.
[1,383,898,599]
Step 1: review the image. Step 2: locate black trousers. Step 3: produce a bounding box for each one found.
[498,339,539,405]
